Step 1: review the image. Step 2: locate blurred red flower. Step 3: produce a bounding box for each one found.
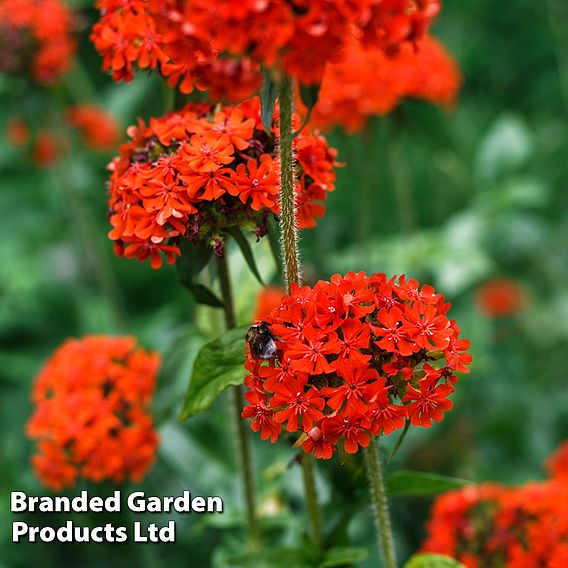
[32,130,61,168]
[311,35,462,133]
[65,105,121,150]
[107,97,340,269]
[6,116,30,147]
[91,0,440,90]
[26,335,160,491]
[422,479,568,568]
[242,272,471,458]
[0,0,75,84]
[476,277,525,318]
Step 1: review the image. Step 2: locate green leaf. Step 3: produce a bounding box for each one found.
[260,70,279,133]
[319,547,369,568]
[387,470,473,497]
[299,83,321,114]
[267,216,282,273]
[185,282,224,308]
[404,553,465,568]
[227,226,264,286]
[223,547,309,568]
[176,238,213,283]
[175,239,223,307]
[179,326,249,420]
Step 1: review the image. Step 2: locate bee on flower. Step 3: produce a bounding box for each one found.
[241,272,472,459]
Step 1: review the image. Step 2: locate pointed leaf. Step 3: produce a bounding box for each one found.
[260,71,278,133]
[267,216,282,272]
[176,238,213,283]
[185,282,224,308]
[227,226,264,285]
[319,547,369,568]
[179,326,249,420]
[387,470,473,497]
[404,553,465,568]
[224,548,308,568]
[299,83,321,114]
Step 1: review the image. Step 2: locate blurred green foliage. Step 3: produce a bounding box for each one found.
[1,1,568,567]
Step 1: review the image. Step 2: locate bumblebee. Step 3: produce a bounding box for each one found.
[246,321,277,360]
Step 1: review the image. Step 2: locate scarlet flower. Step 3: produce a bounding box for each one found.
[402,366,454,428]
[226,155,279,211]
[322,411,371,454]
[108,98,339,268]
[242,390,281,443]
[0,0,75,85]
[242,272,471,458]
[26,335,160,490]
[271,376,325,432]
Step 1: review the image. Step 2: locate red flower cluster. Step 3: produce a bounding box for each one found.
[0,0,75,84]
[242,272,471,459]
[107,97,339,269]
[91,0,440,89]
[26,336,160,491]
[422,479,568,568]
[311,35,462,133]
[91,0,261,99]
[65,105,121,150]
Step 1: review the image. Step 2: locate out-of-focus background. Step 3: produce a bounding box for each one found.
[1,1,567,566]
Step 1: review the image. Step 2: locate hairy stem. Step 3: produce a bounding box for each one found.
[217,253,261,548]
[365,438,397,568]
[278,74,323,550]
[278,74,300,291]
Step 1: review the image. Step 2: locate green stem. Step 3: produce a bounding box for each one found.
[301,454,324,550]
[546,0,568,116]
[278,74,323,551]
[278,74,300,291]
[388,117,416,235]
[365,438,397,568]
[47,105,127,330]
[217,253,261,548]
[53,160,128,330]
[62,58,101,105]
